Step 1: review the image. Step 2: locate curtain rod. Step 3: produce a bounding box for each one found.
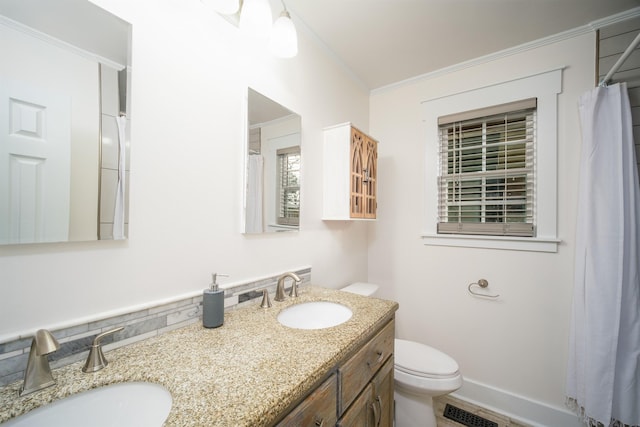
[599,32,640,87]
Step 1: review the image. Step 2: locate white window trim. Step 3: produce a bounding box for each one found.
[421,68,563,252]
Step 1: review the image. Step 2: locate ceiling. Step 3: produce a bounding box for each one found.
[284,0,640,90]
[3,0,639,90]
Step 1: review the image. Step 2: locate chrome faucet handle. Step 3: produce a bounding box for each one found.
[20,329,60,396]
[82,326,124,373]
[288,275,302,298]
[260,289,272,308]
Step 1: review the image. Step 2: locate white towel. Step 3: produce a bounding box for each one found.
[113,116,127,240]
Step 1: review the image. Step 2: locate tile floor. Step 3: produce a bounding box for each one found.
[433,395,532,427]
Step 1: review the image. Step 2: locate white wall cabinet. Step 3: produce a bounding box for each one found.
[323,123,378,220]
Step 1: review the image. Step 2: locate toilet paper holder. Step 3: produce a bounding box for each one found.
[468,279,500,299]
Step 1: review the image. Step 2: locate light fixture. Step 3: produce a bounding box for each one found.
[270,5,298,58]
[202,0,240,15]
[239,0,273,39]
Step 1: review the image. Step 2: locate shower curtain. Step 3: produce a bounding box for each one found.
[113,116,127,240]
[245,154,264,233]
[566,82,640,426]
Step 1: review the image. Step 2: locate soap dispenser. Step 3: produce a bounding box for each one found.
[203,273,227,328]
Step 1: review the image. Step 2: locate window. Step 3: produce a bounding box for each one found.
[421,68,561,252]
[437,98,536,237]
[276,146,300,226]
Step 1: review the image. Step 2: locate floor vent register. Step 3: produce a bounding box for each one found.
[443,403,499,427]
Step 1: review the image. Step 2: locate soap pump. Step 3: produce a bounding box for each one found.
[203,273,227,328]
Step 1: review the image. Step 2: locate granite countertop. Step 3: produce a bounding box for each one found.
[0,286,398,426]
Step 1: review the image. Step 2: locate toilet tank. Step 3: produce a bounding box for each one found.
[340,282,379,297]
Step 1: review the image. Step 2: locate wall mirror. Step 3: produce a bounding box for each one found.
[244,88,301,234]
[0,0,131,245]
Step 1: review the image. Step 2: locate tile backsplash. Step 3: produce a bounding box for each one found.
[0,267,310,387]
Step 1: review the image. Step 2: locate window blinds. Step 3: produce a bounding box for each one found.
[437,98,537,237]
[276,147,300,226]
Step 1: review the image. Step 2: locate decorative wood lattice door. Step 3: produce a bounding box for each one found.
[350,128,377,219]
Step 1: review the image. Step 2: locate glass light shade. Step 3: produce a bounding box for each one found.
[270,11,298,58]
[239,0,273,39]
[202,0,240,15]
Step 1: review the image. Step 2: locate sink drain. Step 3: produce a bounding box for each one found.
[443,403,498,427]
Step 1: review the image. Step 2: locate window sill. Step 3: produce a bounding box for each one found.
[421,233,560,253]
[268,224,298,231]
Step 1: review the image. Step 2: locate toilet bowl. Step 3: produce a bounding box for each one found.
[340,283,463,427]
[394,338,462,427]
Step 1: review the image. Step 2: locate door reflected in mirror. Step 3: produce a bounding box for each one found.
[0,0,131,245]
[244,88,301,234]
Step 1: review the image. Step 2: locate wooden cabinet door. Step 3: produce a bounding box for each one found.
[337,383,374,427]
[339,321,394,414]
[338,359,393,427]
[276,374,337,427]
[362,136,377,219]
[349,127,377,219]
[350,128,365,218]
[371,357,394,427]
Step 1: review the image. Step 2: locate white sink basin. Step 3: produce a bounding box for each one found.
[4,382,172,427]
[277,301,352,329]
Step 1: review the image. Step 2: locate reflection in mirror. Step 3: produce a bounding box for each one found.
[244,88,301,234]
[0,0,131,244]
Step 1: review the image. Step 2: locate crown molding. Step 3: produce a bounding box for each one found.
[371,7,640,96]
[588,6,640,30]
[0,15,125,70]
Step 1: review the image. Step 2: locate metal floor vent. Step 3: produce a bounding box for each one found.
[443,403,499,427]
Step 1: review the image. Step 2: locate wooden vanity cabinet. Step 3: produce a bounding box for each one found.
[323,123,378,220]
[274,318,395,427]
[337,358,394,427]
[338,320,394,426]
[276,374,337,427]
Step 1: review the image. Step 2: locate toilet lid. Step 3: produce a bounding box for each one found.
[395,339,460,379]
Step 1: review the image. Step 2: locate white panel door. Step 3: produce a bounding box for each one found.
[0,80,71,244]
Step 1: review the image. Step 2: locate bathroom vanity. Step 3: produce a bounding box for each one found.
[276,316,394,426]
[0,286,398,426]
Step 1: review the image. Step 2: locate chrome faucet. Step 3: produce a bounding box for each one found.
[274,272,302,302]
[20,329,60,396]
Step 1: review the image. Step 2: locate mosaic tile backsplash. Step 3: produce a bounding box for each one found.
[0,267,311,387]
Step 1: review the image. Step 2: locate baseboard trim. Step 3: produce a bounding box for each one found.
[452,378,582,427]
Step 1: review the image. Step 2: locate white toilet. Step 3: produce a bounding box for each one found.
[341,283,463,427]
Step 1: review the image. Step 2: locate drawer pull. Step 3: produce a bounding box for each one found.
[367,350,385,368]
[314,418,325,427]
[370,402,379,427]
[369,396,382,427]
[374,396,383,427]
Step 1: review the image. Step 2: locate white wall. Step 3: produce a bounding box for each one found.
[0,0,370,339]
[368,33,594,420]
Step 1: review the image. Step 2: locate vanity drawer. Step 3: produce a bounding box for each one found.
[276,373,337,427]
[338,319,394,414]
